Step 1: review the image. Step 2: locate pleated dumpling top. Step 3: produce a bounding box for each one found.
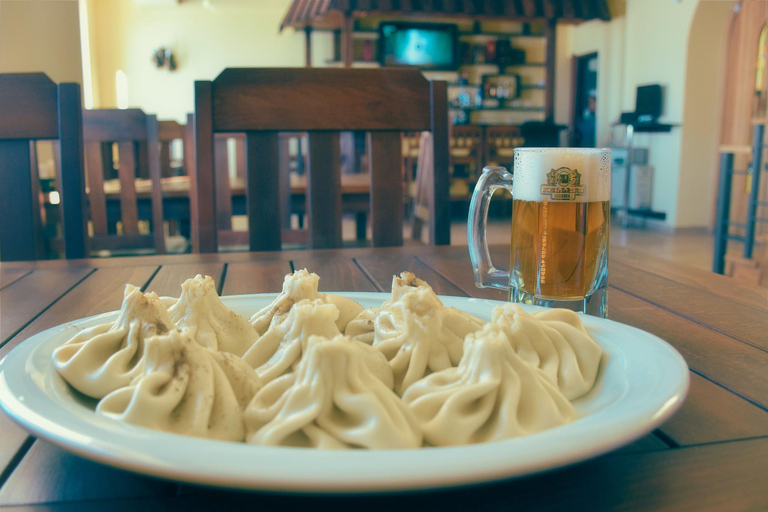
[52,284,175,399]
[167,274,258,357]
[97,328,263,442]
[402,324,577,446]
[249,269,364,337]
[245,334,421,449]
[491,304,603,400]
[243,299,393,389]
[345,272,484,395]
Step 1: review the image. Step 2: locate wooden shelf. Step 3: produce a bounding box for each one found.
[458,32,545,39]
[447,83,545,89]
[450,106,545,112]
[460,62,547,68]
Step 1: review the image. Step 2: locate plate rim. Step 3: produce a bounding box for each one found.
[0,292,690,493]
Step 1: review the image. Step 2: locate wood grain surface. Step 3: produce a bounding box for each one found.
[0,246,766,510]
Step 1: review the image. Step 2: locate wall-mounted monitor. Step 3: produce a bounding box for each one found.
[635,84,663,121]
[379,22,457,70]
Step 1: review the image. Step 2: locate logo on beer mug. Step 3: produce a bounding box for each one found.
[541,167,585,201]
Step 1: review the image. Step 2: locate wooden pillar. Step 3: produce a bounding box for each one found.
[544,19,557,123]
[304,26,313,67]
[342,12,353,68]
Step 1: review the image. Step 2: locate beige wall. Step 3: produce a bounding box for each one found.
[0,0,83,84]
[676,1,733,228]
[620,0,699,227]
[88,0,306,122]
[558,0,732,229]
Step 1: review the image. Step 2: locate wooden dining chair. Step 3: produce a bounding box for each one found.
[158,120,186,178]
[0,73,87,261]
[82,109,165,254]
[192,68,449,252]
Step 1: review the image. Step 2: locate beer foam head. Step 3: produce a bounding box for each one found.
[512,148,611,203]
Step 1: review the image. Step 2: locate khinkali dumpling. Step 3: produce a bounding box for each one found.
[97,328,262,442]
[491,304,603,400]
[245,334,421,449]
[244,299,393,388]
[52,284,175,399]
[346,272,483,395]
[249,269,363,335]
[168,274,257,357]
[402,324,576,446]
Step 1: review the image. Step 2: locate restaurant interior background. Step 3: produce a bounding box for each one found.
[0,0,765,286]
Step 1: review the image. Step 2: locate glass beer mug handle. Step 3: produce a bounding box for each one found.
[468,166,514,290]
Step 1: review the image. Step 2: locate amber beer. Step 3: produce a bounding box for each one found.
[510,199,610,299]
[468,148,610,317]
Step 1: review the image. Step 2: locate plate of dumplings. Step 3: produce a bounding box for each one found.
[0,270,689,492]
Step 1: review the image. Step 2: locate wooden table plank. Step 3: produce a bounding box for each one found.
[610,261,768,351]
[613,433,670,454]
[0,270,31,291]
[0,266,161,503]
[354,254,470,296]
[0,248,766,509]
[610,289,768,410]
[659,373,768,446]
[0,413,31,485]
[417,250,509,300]
[144,263,225,297]
[222,260,292,296]
[0,442,176,506]
[163,437,766,511]
[0,269,93,347]
[291,256,378,292]
[612,246,768,312]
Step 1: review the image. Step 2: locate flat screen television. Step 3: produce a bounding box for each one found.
[635,84,663,121]
[379,22,457,70]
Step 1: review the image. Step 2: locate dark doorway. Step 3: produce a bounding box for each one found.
[572,52,598,148]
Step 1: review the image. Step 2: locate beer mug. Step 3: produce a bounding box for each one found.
[468,148,611,317]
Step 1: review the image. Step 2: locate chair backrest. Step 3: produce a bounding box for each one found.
[82,108,165,254]
[0,73,87,261]
[192,68,449,252]
[158,119,186,178]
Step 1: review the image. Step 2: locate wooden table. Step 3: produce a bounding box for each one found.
[1,245,767,511]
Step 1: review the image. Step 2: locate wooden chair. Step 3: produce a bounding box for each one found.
[158,120,186,177]
[0,73,87,261]
[82,109,165,254]
[192,68,449,252]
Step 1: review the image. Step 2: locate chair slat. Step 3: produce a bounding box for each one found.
[278,133,292,230]
[245,131,281,251]
[193,82,217,253]
[28,141,45,259]
[214,136,232,231]
[184,113,199,251]
[430,80,451,246]
[116,141,140,236]
[307,131,342,249]
[368,131,404,247]
[0,140,36,261]
[146,115,166,255]
[57,83,88,259]
[85,142,108,235]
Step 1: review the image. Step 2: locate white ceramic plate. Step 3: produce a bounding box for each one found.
[0,293,689,493]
